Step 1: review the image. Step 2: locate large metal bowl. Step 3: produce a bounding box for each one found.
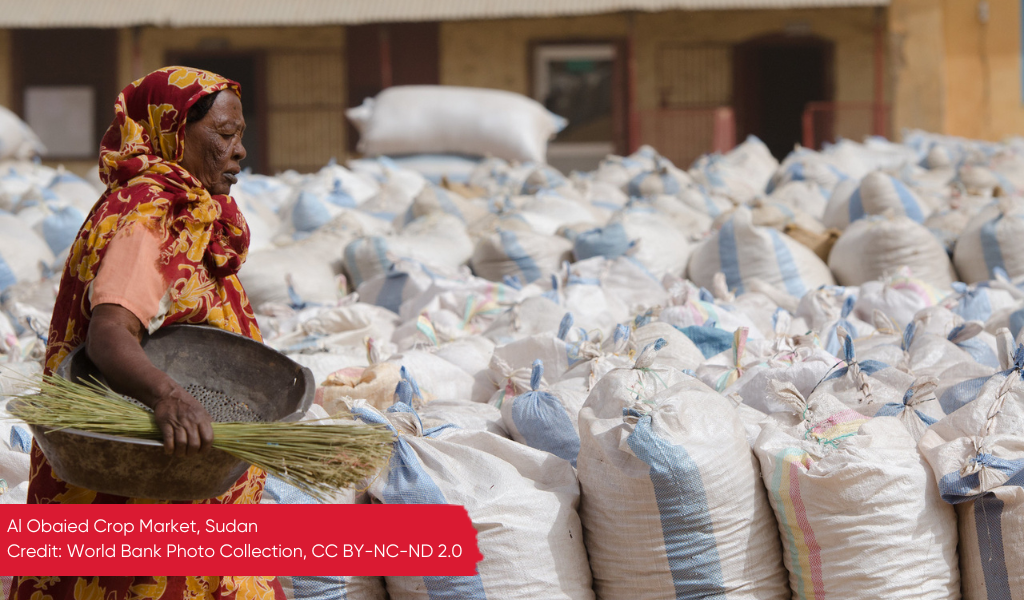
[30,324,315,501]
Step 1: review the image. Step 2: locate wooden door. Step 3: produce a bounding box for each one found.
[345,22,440,153]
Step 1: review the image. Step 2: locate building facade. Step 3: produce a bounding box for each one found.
[0,0,1013,174]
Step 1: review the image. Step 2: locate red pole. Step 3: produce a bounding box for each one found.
[872,6,886,137]
[626,13,640,153]
[802,106,815,149]
[713,107,736,153]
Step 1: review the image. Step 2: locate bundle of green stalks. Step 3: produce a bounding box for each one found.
[10,374,394,503]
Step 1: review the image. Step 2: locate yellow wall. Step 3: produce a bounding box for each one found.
[941,0,1024,139]
[123,26,347,173]
[888,0,946,134]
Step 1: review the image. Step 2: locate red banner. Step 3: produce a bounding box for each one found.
[1,504,482,576]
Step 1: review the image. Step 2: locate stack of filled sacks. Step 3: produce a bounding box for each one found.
[0,105,103,272]
[349,382,594,600]
[919,349,1024,599]
[0,112,56,503]
[1,360,41,505]
[13,84,1024,598]
[576,343,790,599]
[0,165,104,294]
[752,381,960,599]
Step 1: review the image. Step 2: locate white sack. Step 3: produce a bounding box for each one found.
[0,214,56,292]
[350,397,593,600]
[688,207,835,297]
[386,350,476,401]
[753,386,960,599]
[470,229,572,284]
[823,171,928,231]
[0,105,46,160]
[954,198,1024,283]
[578,368,788,600]
[620,210,692,278]
[919,371,1024,600]
[828,213,955,289]
[348,86,566,164]
[388,213,474,271]
[416,398,509,438]
[237,244,339,308]
[852,268,945,329]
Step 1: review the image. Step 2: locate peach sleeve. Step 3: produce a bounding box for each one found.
[89,222,169,328]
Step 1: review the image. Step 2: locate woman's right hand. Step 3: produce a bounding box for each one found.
[152,386,215,457]
[87,303,215,456]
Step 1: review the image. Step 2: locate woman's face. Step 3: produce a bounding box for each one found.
[179,92,247,196]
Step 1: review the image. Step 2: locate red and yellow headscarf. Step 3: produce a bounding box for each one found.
[44,66,261,375]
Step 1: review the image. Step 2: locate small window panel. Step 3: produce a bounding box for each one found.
[534,44,617,168]
[24,85,95,158]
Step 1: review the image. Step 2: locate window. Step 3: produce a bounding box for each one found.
[532,43,622,171]
[25,86,95,157]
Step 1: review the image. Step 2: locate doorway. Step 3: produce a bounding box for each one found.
[733,35,833,159]
[167,53,266,173]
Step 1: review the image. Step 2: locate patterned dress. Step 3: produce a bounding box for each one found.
[9,67,284,600]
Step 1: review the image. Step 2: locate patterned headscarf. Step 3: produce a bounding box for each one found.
[44,66,261,375]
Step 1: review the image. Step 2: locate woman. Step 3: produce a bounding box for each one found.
[9,67,283,600]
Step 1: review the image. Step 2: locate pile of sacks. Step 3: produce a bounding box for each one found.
[4,100,1024,598]
[232,129,1024,600]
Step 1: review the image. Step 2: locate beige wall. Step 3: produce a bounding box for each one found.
[632,9,879,109]
[121,26,345,87]
[441,9,881,106]
[441,9,882,144]
[636,8,880,143]
[0,29,12,109]
[122,26,347,173]
[441,14,628,92]
[9,4,1022,170]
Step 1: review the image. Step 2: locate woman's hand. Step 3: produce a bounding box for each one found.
[86,304,214,456]
[151,385,215,457]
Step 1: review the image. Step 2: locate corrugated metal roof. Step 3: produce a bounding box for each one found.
[0,0,889,28]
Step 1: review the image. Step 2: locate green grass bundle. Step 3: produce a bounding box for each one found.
[11,374,394,502]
